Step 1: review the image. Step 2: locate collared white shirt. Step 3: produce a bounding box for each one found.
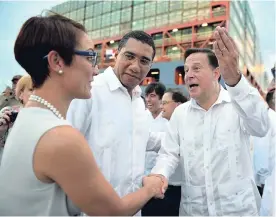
[252,109,276,186]
[145,112,167,175]
[256,109,276,216]
[152,75,269,216]
[67,67,163,215]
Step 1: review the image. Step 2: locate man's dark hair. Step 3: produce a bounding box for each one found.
[14,13,86,88]
[184,48,221,81]
[145,82,166,99]
[118,30,156,59]
[266,89,275,106]
[166,88,188,104]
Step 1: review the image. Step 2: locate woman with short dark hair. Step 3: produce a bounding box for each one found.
[0,14,163,216]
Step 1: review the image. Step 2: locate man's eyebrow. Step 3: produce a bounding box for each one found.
[124,51,151,62]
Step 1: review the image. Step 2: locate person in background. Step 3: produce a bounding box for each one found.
[142,82,167,216]
[257,85,276,216]
[0,75,33,164]
[67,30,165,216]
[144,82,167,174]
[151,27,269,216]
[0,14,163,216]
[143,88,188,216]
[0,75,22,110]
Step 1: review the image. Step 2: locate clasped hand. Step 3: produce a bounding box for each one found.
[142,174,168,199]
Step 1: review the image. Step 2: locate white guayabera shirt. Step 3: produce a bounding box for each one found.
[152,75,269,216]
[67,67,163,216]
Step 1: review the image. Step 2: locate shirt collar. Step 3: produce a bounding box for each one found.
[104,66,142,98]
[190,86,231,109]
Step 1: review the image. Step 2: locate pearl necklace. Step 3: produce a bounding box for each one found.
[29,94,65,120]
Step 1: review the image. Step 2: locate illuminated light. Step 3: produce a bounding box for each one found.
[179,73,182,76]
[172,46,178,51]
[172,28,178,32]
[110,40,114,44]
[151,71,159,75]
[202,23,208,27]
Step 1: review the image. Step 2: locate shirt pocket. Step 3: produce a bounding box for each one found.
[180,184,208,215]
[218,178,259,216]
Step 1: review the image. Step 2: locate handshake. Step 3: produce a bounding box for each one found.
[142,174,168,199]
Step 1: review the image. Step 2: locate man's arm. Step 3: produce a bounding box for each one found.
[66,98,92,135]
[226,76,269,137]
[151,110,180,181]
[213,26,269,137]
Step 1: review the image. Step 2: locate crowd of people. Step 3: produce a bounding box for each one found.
[0,13,275,216]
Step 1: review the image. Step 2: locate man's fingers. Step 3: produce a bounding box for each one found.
[214,29,227,54]
[213,41,223,59]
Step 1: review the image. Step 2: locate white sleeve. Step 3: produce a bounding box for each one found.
[66,98,92,135]
[151,110,180,180]
[226,75,269,137]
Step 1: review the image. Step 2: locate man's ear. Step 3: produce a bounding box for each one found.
[214,67,221,81]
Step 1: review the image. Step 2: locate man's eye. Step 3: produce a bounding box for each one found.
[141,59,150,65]
[125,54,135,59]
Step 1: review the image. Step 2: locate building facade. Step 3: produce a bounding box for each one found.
[51,0,267,94]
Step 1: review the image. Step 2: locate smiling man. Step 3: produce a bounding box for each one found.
[67,30,164,215]
[151,27,269,216]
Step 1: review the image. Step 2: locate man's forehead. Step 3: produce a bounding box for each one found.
[163,92,172,100]
[185,53,208,64]
[122,38,153,56]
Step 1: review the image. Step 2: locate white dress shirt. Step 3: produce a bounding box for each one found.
[257,109,276,216]
[67,67,163,215]
[152,75,269,216]
[145,112,167,176]
[252,109,276,186]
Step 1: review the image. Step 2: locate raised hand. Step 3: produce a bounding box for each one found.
[213,26,241,86]
[142,175,164,199]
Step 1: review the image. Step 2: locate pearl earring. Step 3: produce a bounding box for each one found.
[58,69,63,75]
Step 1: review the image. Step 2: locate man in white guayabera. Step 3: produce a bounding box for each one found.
[150,26,269,216]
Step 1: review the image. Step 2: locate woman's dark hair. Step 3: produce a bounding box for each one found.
[14,13,86,88]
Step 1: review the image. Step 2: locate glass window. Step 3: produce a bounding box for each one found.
[101,13,111,28]
[144,17,155,30]
[70,10,77,21]
[93,16,102,30]
[198,1,209,8]
[133,4,145,20]
[121,8,131,23]
[156,14,168,27]
[132,19,144,31]
[169,11,182,24]
[77,1,85,10]
[76,8,84,21]
[93,2,102,16]
[122,1,132,9]
[84,18,92,31]
[157,1,169,14]
[110,25,120,37]
[170,1,183,11]
[111,10,121,25]
[112,1,122,11]
[145,1,156,17]
[120,22,131,34]
[183,1,197,10]
[102,1,111,14]
[133,0,144,6]
[85,5,93,19]
[69,1,78,11]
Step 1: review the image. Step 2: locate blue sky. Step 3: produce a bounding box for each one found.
[0,0,275,91]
